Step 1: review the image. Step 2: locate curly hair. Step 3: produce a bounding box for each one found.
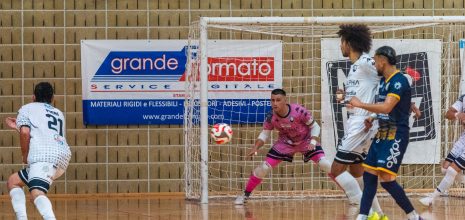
[337,24,372,53]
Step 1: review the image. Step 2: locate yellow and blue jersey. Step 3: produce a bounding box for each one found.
[376,71,412,133]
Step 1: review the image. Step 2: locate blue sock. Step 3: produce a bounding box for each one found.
[360,172,378,215]
[380,180,414,214]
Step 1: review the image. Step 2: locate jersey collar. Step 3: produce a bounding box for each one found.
[276,104,291,118]
[385,70,400,83]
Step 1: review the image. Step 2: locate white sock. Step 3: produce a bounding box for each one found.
[442,167,465,183]
[335,171,362,204]
[317,157,331,173]
[356,177,383,215]
[407,210,419,220]
[34,195,56,220]
[10,188,27,220]
[434,166,458,198]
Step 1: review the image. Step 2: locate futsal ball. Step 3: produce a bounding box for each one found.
[210,123,233,144]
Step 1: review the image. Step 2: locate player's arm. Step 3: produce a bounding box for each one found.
[307,119,320,143]
[349,95,399,114]
[446,95,465,121]
[445,106,465,122]
[248,129,271,156]
[250,111,274,157]
[5,117,18,131]
[19,126,30,164]
[445,107,458,120]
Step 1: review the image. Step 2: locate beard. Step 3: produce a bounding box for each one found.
[342,50,349,57]
[377,69,383,76]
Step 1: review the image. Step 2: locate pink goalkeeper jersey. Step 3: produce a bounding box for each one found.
[263,103,313,146]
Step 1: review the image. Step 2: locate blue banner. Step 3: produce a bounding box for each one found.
[81,40,282,125]
[83,99,271,125]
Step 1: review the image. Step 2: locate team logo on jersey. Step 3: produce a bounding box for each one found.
[326,52,436,143]
[351,65,359,72]
[54,134,65,145]
[394,82,402,90]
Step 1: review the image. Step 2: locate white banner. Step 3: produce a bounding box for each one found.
[460,39,465,94]
[81,40,282,125]
[321,39,441,164]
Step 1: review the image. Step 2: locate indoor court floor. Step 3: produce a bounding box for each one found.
[0,194,464,219]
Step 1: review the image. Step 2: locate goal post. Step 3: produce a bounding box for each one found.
[185,16,465,203]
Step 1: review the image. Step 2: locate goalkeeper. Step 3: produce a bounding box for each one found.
[234,88,331,205]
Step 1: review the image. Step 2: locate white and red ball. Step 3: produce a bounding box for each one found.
[210,123,233,144]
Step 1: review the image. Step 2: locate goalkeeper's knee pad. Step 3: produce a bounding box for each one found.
[253,161,272,179]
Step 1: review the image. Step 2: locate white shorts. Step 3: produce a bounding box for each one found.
[335,116,378,164]
[18,162,65,193]
[446,133,465,170]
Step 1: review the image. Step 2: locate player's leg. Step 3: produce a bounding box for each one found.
[235,147,288,205]
[420,137,465,206]
[419,162,463,206]
[349,164,383,217]
[7,169,28,220]
[331,124,370,205]
[303,145,330,173]
[375,132,420,220]
[379,172,420,220]
[356,167,379,220]
[28,162,60,220]
[331,162,363,205]
[443,141,465,183]
[356,138,381,220]
[31,189,55,220]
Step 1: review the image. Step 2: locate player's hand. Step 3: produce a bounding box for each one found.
[364,117,374,132]
[410,103,421,119]
[308,143,316,151]
[247,146,259,158]
[335,89,345,103]
[457,112,465,123]
[22,156,27,164]
[348,96,362,108]
[5,117,17,130]
[307,139,317,151]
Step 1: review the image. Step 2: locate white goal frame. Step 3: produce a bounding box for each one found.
[194,16,465,204]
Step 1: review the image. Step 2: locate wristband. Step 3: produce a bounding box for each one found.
[310,139,317,145]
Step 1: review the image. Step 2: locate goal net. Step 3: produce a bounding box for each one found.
[184,17,465,202]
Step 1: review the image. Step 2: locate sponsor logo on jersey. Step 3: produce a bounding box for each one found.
[346,79,360,86]
[386,139,402,168]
